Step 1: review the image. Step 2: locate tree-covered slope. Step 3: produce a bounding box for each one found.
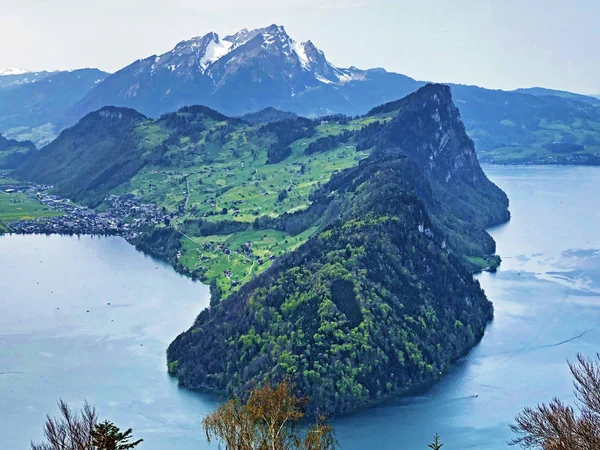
[167,155,494,414]
[17,84,508,291]
[16,107,151,205]
[240,107,299,125]
[365,85,509,256]
[165,85,507,414]
[0,134,36,170]
[15,84,508,413]
[449,84,600,165]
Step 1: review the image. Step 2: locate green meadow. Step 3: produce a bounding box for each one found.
[0,191,61,231]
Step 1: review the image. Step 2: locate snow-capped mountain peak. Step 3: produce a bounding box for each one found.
[145,24,359,85]
[73,24,372,119]
[224,26,267,47]
[197,35,233,70]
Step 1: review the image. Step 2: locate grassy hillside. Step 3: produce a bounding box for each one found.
[19,84,508,297]
[0,191,61,232]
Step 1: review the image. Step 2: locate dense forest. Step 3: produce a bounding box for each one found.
[16,107,151,206]
[0,134,36,170]
[168,155,494,413]
[15,84,510,413]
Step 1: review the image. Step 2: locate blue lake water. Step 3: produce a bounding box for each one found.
[1,165,600,450]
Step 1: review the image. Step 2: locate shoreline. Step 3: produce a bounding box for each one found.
[2,172,512,418]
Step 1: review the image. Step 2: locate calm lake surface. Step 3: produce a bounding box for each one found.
[2,165,600,450]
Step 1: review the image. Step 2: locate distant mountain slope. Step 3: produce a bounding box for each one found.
[166,85,506,414]
[0,134,36,170]
[451,84,600,164]
[67,23,423,120]
[0,69,109,146]
[69,25,378,120]
[19,84,507,285]
[16,107,149,203]
[0,69,55,89]
[514,87,600,106]
[62,24,600,165]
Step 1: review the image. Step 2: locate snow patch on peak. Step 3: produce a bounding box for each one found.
[291,41,310,70]
[315,74,334,85]
[334,67,366,84]
[199,37,233,70]
[0,68,28,76]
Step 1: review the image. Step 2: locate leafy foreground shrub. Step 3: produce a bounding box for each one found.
[30,400,142,450]
[511,353,600,449]
[203,380,336,450]
[204,380,444,450]
[30,391,444,449]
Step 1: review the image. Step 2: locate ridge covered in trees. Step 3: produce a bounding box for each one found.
[167,154,495,413]
[17,84,507,295]
[0,133,36,169]
[15,85,509,414]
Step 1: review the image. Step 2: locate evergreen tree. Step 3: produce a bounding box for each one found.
[209,278,223,307]
[428,434,443,450]
[92,421,143,450]
[31,401,141,450]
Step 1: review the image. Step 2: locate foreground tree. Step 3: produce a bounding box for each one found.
[510,353,600,449]
[203,380,337,450]
[31,400,97,450]
[31,400,142,450]
[428,434,443,450]
[92,421,143,450]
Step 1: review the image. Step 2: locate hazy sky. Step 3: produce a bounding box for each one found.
[1,0,598,94]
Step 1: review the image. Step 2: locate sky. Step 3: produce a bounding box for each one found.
[1,0,598,94]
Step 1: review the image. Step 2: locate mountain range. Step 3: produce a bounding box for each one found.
[69,25,378,120]
[0,69,108,146]
[2,24,600,163]
[15,83,509,412]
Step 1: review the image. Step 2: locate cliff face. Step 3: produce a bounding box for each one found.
[366,84,510,256]
[370,84,485,184]
[167,84,508,414]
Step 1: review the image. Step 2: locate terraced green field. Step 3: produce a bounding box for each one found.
[178,226,318,290]
[12,103,419,295]
[109,113,396,295]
